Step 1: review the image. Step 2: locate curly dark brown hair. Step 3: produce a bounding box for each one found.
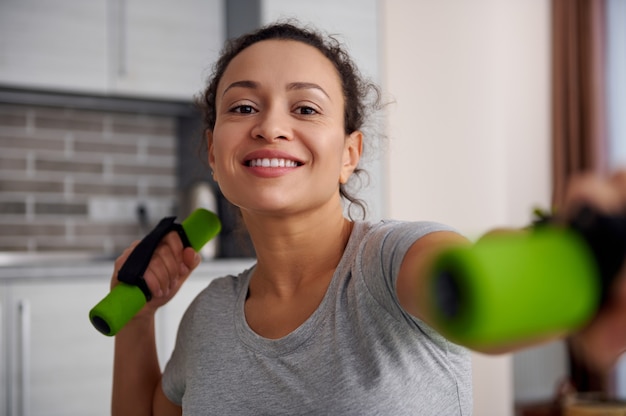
[196,21,381,219]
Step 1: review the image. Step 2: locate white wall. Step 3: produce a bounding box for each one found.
[382,0,551,235]
[381,1,551,415]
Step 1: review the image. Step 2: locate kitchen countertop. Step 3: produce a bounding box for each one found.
[0,253,255,282]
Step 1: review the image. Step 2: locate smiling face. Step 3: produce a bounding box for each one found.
[208,39,362,219]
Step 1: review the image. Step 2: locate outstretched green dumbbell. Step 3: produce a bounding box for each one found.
[427,207,626,349]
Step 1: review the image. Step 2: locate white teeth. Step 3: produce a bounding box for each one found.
[249,158,298,168]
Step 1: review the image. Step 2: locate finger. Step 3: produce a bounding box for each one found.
[113,231,187,300]
[561,173,623,219]
[160,230,185,262]
[161,231,200,286]
[180,247,202,277]
[576,303,626,371]
[160,242,186,292]
[609,170,626,207]
[147,228,194,295]
[144,244,181,298]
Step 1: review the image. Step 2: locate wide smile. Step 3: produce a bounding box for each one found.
[246,158,303,168]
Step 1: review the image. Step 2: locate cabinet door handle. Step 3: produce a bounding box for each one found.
[17,300,30,416]
[0,299,5,416]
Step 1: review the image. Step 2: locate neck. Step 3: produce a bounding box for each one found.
[242,206,354,298]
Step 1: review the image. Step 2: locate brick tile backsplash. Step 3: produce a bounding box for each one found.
[34,202,89,215]
[0,112,27,127]
[35,159,104,174]
[73,140,136,154]
[35,113,105,132]
[72,182,139,196]
[0,134,66,151]
[0,179,65,193]
[0,102,178,255]
[0,202,26,214]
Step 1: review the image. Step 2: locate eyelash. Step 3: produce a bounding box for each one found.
[228,104,320,116]
[230,104,257,114]
[295,105,318,115]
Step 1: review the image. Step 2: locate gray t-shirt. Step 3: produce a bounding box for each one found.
[162,220,472,415]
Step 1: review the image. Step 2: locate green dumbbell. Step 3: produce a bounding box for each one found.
[427,208,625,349]
[89,208,221,336]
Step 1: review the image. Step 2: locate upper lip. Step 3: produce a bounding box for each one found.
[242,150,305,166]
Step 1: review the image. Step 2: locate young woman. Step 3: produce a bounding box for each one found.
[111,22,626,415]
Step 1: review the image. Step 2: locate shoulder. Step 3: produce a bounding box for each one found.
[352,219,468,326]
[361,219,460,238]
[179,267,254,322]
[351,219,464,309]
[356,219,461,261]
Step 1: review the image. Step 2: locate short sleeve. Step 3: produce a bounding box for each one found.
[161,299,195,405]
[359,220,458,326]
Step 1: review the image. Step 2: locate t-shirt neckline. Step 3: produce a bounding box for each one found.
[234,221,368,357]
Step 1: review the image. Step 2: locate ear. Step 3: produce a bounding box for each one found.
[339,130,363,184]
[207,130,218,182]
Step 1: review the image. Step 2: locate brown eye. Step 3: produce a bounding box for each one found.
[296,106,318,115]
[231,105,256,114]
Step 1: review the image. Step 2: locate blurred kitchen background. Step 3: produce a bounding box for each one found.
[0,0,624,415]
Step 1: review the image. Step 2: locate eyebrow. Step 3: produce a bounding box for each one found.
[286,82,330,99]
[222,80,259,97]
[222,80,330,99]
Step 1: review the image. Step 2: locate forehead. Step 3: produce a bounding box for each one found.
[217,39,343,96]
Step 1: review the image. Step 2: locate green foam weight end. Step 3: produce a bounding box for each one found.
[89,283,147,336]
[428,228,601,348]
[182,208,222,252]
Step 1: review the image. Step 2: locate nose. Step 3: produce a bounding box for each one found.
[251,107,291,142]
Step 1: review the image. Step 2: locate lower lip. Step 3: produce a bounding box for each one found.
[245,165,300,178]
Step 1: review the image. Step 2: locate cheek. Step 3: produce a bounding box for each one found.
[211,144,233,174]
[320,138,349,169]
[208,144,234,185]
[210,127,238,166]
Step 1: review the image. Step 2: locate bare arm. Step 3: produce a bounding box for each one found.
[397,170,626,361]
[395,230,469,325]
[396,231,499,347]
[111,232,199,416]
[112,312,165,415]
[396,228,575,354]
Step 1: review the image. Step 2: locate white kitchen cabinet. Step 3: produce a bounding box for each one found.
[1,276,113,416]
[0,0,223,100]
[0,0,109,94]
[111,0,223,100]
[0,258,253,416]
